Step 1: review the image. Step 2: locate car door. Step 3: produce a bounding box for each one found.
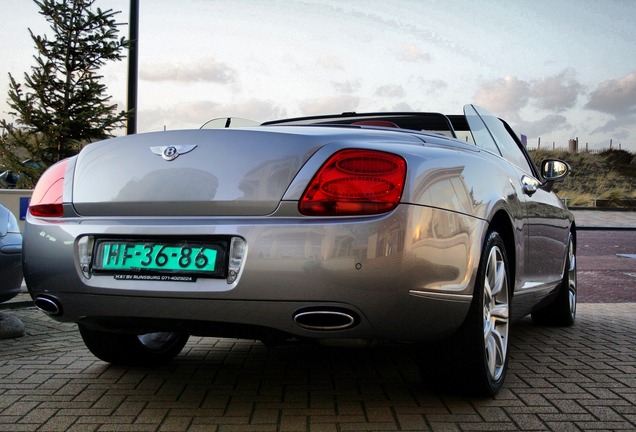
[464,105,570,293]
[495,118,571,289]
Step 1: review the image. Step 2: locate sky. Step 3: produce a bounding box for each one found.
[2,0,636,151]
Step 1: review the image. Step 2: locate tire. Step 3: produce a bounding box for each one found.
[79,325,189,365]
[417,230,511,396]
[531,235,577,327]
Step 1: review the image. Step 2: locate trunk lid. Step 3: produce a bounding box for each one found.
[71,128,324,216]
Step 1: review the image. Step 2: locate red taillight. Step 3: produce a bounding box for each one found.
[29,159,70,218]
[299,149,406,216]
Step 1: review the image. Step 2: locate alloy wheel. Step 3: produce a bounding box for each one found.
[482,245,510,382]
[567,239,577,320]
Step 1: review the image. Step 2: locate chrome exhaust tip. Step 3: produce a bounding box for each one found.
[34,296,63,316]
[293,308,358,331]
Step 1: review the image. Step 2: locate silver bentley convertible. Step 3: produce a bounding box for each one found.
[23,104,576,395]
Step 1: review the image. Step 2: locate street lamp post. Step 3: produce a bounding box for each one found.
[127,0,139,135]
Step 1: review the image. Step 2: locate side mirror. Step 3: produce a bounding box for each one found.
[541,159,570,182]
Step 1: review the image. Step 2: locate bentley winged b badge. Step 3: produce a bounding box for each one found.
[150,145,197,161]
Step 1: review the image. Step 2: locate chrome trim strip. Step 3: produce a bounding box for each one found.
[408,290,472,302]
[516,280,560,295]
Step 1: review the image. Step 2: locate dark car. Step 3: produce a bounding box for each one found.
[0,170,20,189]
[23,105,575,395]
[0,204,23,302]
[0,159,41,188]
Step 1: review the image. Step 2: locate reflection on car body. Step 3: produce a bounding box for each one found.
[0,205,23,303]
[23,105,576,395]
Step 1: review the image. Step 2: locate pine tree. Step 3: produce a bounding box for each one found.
[0,0,128,188]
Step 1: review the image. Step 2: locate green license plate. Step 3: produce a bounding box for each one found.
[94,240,224,276]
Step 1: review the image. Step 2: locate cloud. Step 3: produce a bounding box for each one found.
[398,43,431,62]
[474,70,587,118]
[221,99,287,122]
[514,114,569,138]
[530,68,585,112]
[332,79,362,94]
[474,76,530,117]
[473,74,573,139]
[297,95,360,116]
[378,102,414,112]
[140,58,238,84]
[585,71,636,116]
[417,78,448,95]
[590,114,636,135]
[375,84,405,98]
[140,100,218,131]
[392,102,413,111]
[139,99,286,131]
[317,55,344,70]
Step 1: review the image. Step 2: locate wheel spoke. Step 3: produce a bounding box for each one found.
[485,327,506,378]
[493,262,505,296]
[482,244,509,382]
[487,250,498,294]
[490,304,509,321]
[567,239,577,317]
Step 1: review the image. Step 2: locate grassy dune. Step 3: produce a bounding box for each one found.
[528,149,636,207]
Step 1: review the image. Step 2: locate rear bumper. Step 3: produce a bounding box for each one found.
[23,204,486,342]
[32,292,471,342]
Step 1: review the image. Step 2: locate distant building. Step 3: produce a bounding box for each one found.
[568,138,578,153]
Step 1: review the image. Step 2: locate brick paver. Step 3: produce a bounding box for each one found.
[2,219,635,431]
[1,303,635,431]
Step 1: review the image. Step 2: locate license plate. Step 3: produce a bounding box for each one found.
[93,239,225,277]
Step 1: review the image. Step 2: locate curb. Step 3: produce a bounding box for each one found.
[577,226,636,231]
[0,301,34,310]
[0,290,33,311]
[569,207,636,212]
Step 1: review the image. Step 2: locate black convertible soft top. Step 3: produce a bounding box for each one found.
[262,112,466,139]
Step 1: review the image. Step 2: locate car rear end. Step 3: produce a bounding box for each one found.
[23,127,479,343]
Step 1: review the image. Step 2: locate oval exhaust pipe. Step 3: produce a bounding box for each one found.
[34,296,63,316]
[293,308,358,331]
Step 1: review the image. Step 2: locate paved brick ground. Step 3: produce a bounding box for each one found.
[1,303,635,432]
[2,210,634,431]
